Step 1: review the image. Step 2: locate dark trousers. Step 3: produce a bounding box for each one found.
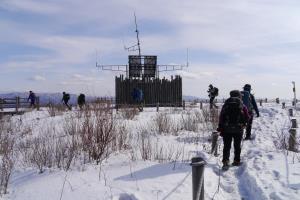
[222,131,243,163]
[209,97,217,109]
[246,114,253,138]
[63,100,71,110]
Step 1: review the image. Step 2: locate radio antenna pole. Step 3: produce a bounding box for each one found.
[134,12,141,56]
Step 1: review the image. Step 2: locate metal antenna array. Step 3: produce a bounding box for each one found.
[96,13,189,78]
[124,13,141,56]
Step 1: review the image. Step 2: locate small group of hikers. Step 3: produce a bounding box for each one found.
[27,91,86,110]
[62,92,86,110]
[216,84,259,170]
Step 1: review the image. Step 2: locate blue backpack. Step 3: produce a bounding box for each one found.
[241,91,252,111]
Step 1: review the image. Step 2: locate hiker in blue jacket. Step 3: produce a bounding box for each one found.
[28,91,36,108]
[241,84,259,140]
[131,87,143,111]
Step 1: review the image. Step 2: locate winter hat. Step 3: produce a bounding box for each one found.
[243,84,251,91]
[230,90,241,98]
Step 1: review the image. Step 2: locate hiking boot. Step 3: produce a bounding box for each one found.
[244,136,251,140]
[222,160,230,167]
[222,160,230,171]
[232,161,242,166]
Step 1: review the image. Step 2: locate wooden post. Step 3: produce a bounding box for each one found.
[16,96,20,113]
[288,128,297,152]
[156,102,159,112]
[0,98,3,111]
[289,108,293,117]
[291,118,298,128]
[36,96,40,111]
[282,102,285,109]
[191,157,206,200]
[200,101,203,110]
[183,100,185,110]
[211,131,219,156]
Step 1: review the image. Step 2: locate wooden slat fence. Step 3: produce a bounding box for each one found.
[115,75,182,107]
[0,96,40,113]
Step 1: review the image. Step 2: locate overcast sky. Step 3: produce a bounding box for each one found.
[1,0,299,98]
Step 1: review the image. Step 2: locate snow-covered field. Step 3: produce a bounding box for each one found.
[1,102,300,200]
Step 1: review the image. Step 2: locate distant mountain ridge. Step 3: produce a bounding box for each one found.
[0,92,102,106]
[0,92,204,105]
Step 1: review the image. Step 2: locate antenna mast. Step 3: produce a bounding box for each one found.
[134,13,141,56]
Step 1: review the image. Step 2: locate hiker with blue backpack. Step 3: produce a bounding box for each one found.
[131,87,143,111]
[217,90,250,170]
[241,84,259,140]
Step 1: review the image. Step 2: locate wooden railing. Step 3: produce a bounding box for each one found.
[0,96,40,113]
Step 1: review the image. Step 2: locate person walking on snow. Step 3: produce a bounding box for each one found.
[62,92,71,110]
[131,87,144,112]
[241,84,259,140]
[77,93,86,110]
[28,90,36,108]
[207,84,219,109]
[217,90,250,169]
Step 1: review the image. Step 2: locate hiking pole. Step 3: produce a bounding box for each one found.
[191,157,206,200]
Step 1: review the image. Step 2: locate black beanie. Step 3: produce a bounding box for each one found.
[230,90,241,98]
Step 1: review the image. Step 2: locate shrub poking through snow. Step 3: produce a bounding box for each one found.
[79,101,116,164]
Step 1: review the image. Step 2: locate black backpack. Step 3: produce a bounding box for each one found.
[213,87,219,96]
[222,97,245,132]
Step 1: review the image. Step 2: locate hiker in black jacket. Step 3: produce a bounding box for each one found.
[217,90,250,169]
[207,84,218,109]
[242,84,259,140]
[62,92,71,110]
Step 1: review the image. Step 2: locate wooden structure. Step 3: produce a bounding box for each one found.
[115,75,182,107]
[97,15,186,108]
[0,96,40,114]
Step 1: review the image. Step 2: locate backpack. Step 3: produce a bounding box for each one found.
[65,93,70,101]
[222,97,245,132]
[213,88,219,96]
[241,91,252,112]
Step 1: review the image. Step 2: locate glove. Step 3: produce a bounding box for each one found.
[217,127,224,137]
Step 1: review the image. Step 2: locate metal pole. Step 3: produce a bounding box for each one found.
[191,157,206,200]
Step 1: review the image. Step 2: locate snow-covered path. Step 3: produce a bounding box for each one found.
[3,104,300,200]
[207,104,300,200]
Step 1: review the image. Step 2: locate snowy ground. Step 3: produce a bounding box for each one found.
[1,102,300,200]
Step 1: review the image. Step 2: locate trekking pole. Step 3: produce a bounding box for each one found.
[191,157,206,200]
